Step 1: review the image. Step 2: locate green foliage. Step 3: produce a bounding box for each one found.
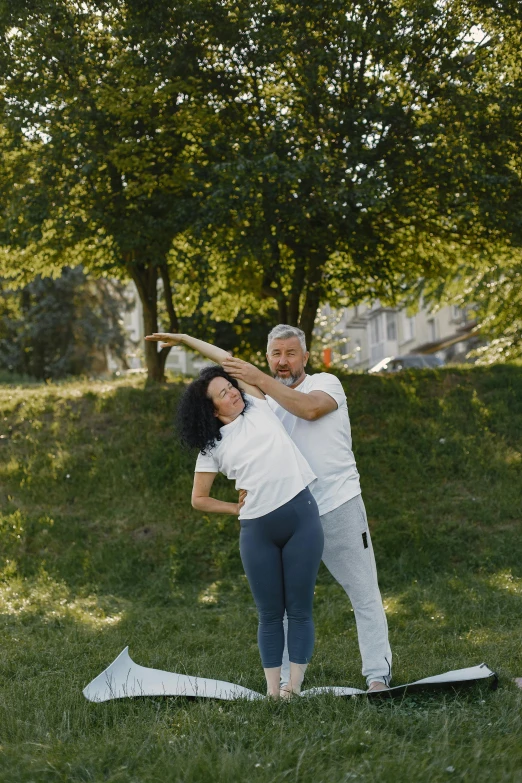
[418,245,522,363]
[1,1,521,373]
[0,0,226,379]
[0,0,208,267]
[0,368,521,780]
[178,299,279,362]
[184,1,522,348]
[0,266,128,379]
[400,9,522,359]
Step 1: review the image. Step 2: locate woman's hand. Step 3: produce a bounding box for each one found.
[237,489,247,515]
[145,332,185,348]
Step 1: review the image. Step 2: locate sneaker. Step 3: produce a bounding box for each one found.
[367,681,390,693]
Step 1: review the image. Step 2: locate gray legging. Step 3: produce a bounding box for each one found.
[239,487,324,668]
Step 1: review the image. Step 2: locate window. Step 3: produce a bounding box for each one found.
[370,314,381,345]
[354,339,361,364]
[428,318,437,342]
[386,312,397,342]
[402,313,415,342]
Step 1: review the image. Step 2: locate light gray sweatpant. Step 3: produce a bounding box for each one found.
[281,493,392,687]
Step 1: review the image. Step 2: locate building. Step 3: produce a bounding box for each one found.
[321,301,479,371]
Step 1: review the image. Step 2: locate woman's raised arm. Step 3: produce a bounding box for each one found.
[144,333,265,399]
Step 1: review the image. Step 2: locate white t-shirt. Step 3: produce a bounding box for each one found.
[194,395,316,520]
[266,373,361,515]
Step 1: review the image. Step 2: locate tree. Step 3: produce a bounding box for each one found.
[1,0,519,368]
[0,0,231,380]
[0,266,128,379]
[407,5,522,360]
[186,0,506,348]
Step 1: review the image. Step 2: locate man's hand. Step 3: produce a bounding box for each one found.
[145,332,184,348]
[222,357,266,388]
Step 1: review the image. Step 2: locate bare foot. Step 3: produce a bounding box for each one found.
[279,685,296,700]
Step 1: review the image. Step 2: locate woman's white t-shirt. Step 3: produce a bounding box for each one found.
[194,395,316,519]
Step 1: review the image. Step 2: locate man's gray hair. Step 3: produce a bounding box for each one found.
[267,324,307,352]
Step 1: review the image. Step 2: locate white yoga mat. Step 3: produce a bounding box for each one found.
[83,647,262,702]
[305,663,498,699]
[83,647,497,703]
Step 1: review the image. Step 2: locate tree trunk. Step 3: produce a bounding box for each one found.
[299,288,321,353]
[277,294,288,324]
[158,262,180,374]
[128,261,166,383]
[298,256,325,352]
[288,257,306,325]
[159,263,179,332]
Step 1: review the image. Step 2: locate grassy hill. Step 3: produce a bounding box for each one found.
[1,365,521,782]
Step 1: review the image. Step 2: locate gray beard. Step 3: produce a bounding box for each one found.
[273,370,303,387]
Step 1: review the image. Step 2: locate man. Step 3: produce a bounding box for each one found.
[223,324,391,692]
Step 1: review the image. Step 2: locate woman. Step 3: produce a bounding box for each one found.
[145,331,324,699]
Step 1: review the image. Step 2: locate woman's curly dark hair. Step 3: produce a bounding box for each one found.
[177,366,249,454]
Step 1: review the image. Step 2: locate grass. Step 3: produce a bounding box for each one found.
[0,365,521,782]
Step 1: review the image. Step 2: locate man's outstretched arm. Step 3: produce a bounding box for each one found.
[222,357,337,421]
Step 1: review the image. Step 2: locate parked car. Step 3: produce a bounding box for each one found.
[368,354,445,373]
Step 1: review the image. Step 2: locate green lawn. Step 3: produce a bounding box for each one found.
[1,366,521,782]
